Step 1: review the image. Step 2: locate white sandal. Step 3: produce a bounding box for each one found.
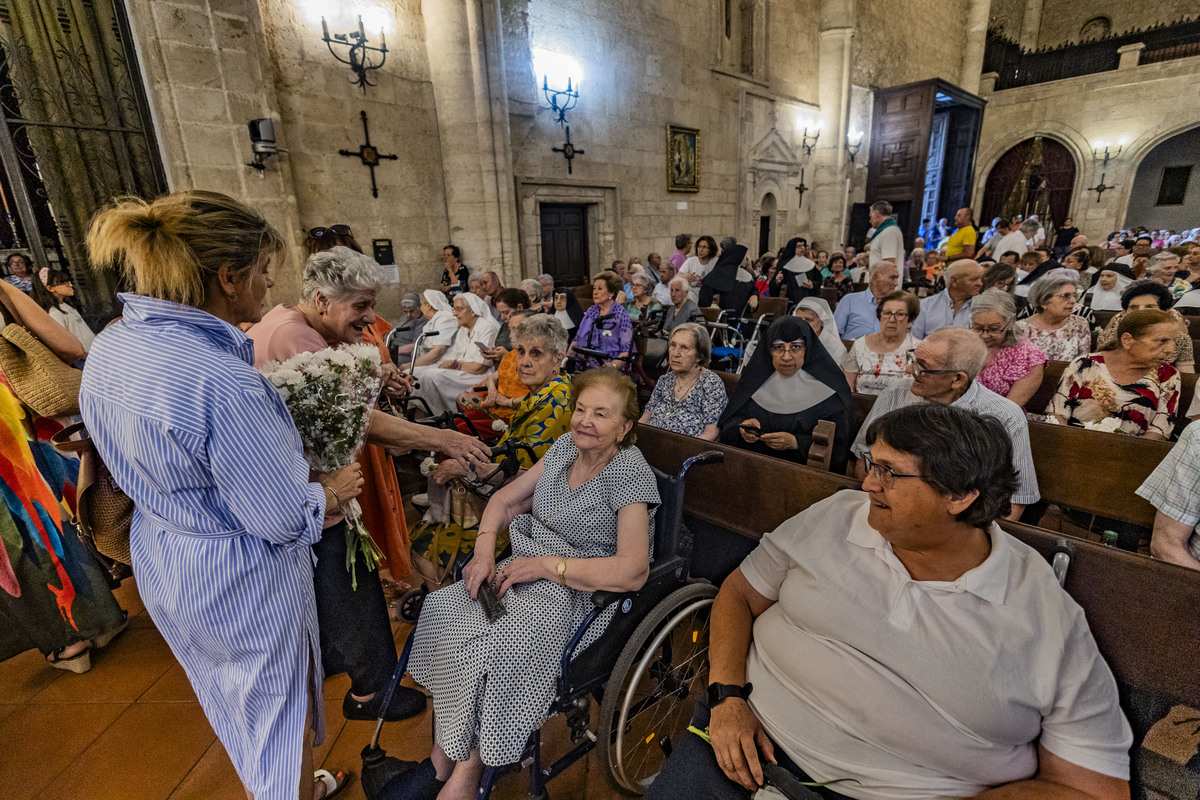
[313,768,350,800]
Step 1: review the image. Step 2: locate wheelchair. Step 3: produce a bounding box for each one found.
[361,448,726,799]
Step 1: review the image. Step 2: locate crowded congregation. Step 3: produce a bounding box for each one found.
[2,1,1200,800]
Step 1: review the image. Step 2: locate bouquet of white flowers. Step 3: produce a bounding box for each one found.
[261,344,384,589]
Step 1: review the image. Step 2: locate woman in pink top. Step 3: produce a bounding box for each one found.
[970,291,1047,408]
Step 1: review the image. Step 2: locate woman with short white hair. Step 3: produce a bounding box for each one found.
[412,292,501,415]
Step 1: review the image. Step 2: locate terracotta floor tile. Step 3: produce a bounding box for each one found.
[111,577,148,622]
[0,648,65,704]
[0,701,128,800]
[166,739,244,800]
[35,702,215,800]
[30,627,174,704]
[139,663,199,703]
[0,702,18,724]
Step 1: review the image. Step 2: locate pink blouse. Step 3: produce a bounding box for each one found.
[247,304,327,367]
[976,339,1048,400]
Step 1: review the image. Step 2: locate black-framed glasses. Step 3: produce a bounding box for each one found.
[880,310,909,320]
[861,453,927,490]
[770,342,806,355]
[905,350,961,376]
[970,324,1007,336]
[307,224,351,238]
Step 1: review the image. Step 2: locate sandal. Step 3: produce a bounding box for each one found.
[46,647,91,674]
[313,768,350,800]
[89,612,129,650]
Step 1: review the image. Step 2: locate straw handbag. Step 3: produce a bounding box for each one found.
[0,323,82,417]
[51,421,133,568]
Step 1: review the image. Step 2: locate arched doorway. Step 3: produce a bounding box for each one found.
[1124,126,1200,231]
[757,192,777,256]
[981,137,1076,226]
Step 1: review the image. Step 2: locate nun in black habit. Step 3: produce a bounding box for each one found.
[775,237,822,303]
[699,243,755,312]
[718,315,852,472]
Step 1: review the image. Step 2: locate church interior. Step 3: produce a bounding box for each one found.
[1,0,1200,799]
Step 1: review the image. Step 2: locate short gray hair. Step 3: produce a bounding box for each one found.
[1027,274,1077,312]
[669,322,712,367]
[868,260,898,280]
[970,291,1020,347]
[520,278,543,302]
[870,200,893,216]
[1018,220,1039,234]
[1148,252,1180,275]
[669,276,688,290]
[300,246,384,303]
[537,273,554,285]
[513,313,568,357]
[631,272,653,288]
[944,259,981,283]
[928,327,988,380]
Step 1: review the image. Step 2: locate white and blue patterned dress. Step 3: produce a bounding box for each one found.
[80,295,327,800]
[408,434,660,766]
[643,369,728,438]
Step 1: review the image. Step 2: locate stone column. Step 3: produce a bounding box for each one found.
[1117,43,1145,70]
[810,0,855,248]
[959,0,991,95]
[422,0,520,279]
[1019,0,1044,50]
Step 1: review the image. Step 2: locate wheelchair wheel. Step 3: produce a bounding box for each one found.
[597,581,718,795]
[397,587,427,622]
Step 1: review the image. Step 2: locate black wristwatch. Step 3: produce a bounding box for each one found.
[707,682,752,707]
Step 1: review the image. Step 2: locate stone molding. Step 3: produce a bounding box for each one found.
[516,181,621,281]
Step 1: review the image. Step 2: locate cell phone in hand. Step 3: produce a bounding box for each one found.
[477,580,507,623]
[739,423,761,433]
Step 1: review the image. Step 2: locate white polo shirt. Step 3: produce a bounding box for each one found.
[740,491,1131,800]
[990,231,1028,258]
[868,224,905,268]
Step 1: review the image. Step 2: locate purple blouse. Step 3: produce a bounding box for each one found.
[976,339,1048,400]
[573,302,633,368]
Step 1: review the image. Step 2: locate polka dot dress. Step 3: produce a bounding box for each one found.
[408,434,660,766]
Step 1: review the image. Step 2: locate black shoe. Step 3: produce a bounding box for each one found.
[343,686,427,722]
[375,758,443,800]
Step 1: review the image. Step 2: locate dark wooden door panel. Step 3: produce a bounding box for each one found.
[539,203,589,287]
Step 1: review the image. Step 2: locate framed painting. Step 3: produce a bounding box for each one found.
[667,125,700,193]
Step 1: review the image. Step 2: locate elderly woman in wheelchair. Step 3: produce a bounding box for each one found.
[406,367,660,799]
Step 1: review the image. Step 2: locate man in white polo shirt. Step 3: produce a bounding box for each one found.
[646,404,1131,800]
[867,200,904,273]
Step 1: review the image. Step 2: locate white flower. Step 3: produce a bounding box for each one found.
[492,419,508,432]
[420,456,437,476]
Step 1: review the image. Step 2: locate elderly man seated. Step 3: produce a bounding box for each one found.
[647,403,1131,800]
[832,261,900,340]
[911,259,984,338]
[851,328,1039,520]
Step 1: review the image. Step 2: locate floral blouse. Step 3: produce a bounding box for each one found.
[624,299,663,322]
[977,340,1048,401]
[822,274,855,299]
[842,333,921,396]
[643,370,728,438]
[1096,309,1194,368]
[1050,353,1179,438]
[1017,315,1092,362]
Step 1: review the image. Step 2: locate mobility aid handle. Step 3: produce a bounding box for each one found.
[572,345,634,363]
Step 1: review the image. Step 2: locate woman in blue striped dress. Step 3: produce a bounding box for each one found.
[79,192,361,800]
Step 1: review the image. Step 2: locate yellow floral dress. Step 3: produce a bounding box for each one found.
[410,375,573,576]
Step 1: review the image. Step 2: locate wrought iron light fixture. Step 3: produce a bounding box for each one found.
[800,120,822,155]
[321,15,388,92]
[1091,139,1125,168]
[535,50,580,126]
[541,75,578,126]
[846,130,865,163]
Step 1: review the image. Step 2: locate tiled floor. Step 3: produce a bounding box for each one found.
[0,579,627,800]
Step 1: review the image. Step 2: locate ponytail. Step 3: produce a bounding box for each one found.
[86,191,284,307]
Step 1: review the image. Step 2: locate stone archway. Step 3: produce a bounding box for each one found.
[1123,125,1200,231]
[981,137,1077,226]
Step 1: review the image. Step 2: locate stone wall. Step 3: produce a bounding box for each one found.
[852,0,967,89]
[1124,127,1200,232]
[973,54,1200,240]
[988,0,1198,48]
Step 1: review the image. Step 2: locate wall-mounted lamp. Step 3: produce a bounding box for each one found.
[246,118,277,173]
[534,50,581,126]
[321,15,388,92]
[1091,139,1126,168]
[846,130,865,163]
[800,121,822,156]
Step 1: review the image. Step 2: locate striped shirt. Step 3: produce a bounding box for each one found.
[79,294,326,800]
[1136,421,1200,564]
[851,378,1041,505]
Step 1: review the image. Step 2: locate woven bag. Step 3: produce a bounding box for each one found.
[0,323,82,417]
[51,422,133,566]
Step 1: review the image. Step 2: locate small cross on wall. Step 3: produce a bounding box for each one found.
[339,110,398,198]
[552,126,585,174]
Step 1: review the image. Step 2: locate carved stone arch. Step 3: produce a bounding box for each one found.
[1112,120,1200,225]
[745,126,800,248]
[974,125,1090,222]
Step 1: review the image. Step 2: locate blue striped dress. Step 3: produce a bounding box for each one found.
[79,295,327,800]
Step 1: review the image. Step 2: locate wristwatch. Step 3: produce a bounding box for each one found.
[707,682,752,707]
[556,558,567,586]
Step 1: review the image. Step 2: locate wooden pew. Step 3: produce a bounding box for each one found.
[1026,422,1171,528]
[638,428,1200,798]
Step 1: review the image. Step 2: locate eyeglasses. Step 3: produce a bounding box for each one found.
[880,311,909,320]
[905,349,961,377]
[770,342,806,355]
[970,324,1007,336]
[308,224,351,239]
[1051,291,1077,302]
[861,454,927,490]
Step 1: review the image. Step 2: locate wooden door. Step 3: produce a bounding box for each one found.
[866,81,936,243]
[539,203,589,287]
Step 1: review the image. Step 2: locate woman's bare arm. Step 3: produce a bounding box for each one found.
[0,282,86,363]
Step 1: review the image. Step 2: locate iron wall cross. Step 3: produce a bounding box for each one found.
[1087,172,1115,203]
[553,126,584,174]
[339,110,398,197]
[795,167,809,210]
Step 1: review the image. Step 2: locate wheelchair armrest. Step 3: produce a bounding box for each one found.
[591,590,627,609]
